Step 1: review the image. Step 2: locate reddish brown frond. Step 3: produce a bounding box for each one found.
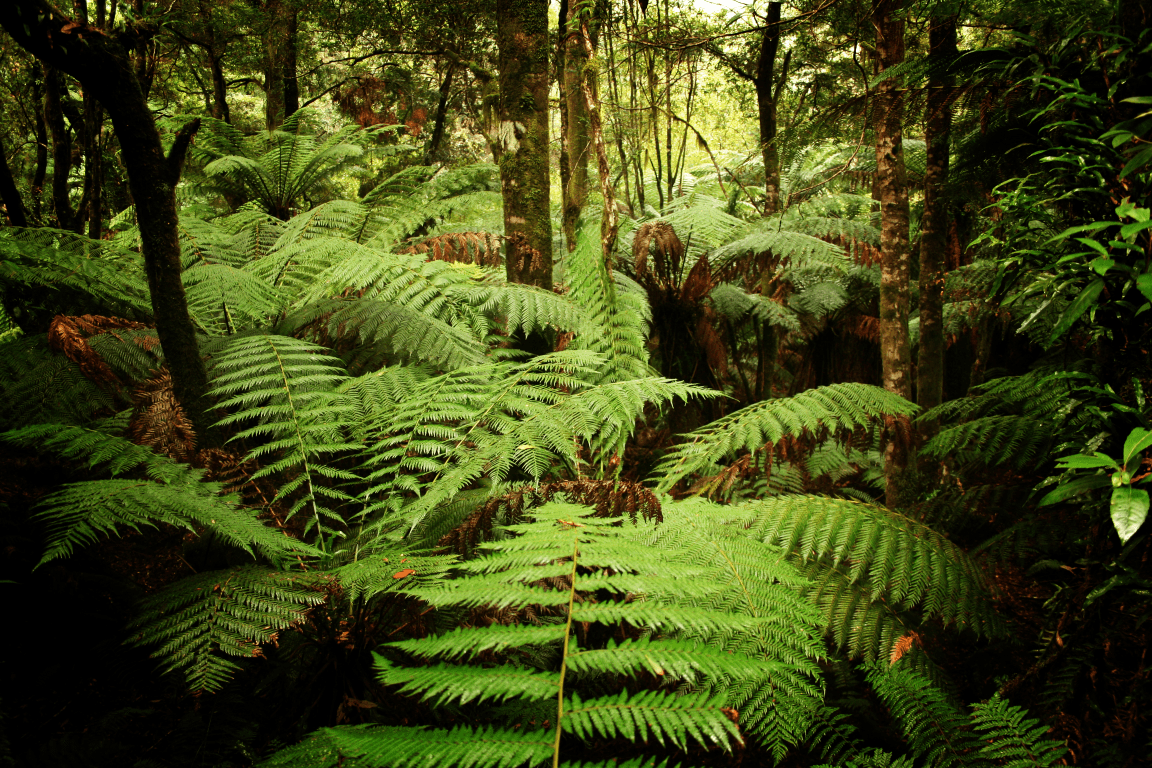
[48,314,151,387]
[403,231,502,267]
[128,369,196,461]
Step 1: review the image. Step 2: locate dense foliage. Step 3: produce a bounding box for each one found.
[0,0,1150,766]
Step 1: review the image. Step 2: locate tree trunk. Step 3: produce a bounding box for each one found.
[874,0,913,507]
[495,0,553,289]
[44,67,77,232]
[917,14,956,417]
[425,62,455,164]
[264,0,289,130]
[1,1,214,440]
[562,0,591,252]
[0,136,29,227]
[283,8,299,117]
[577,9,616,261]
[31,65,48,222]
[756,2,783,215]
[83,92,104,240]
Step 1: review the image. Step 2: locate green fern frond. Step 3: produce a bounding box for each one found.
[969,694,1067,767]
[713,227,849,273]
[563,227,651,383]
[0,227,152,316]
[129,566,326,692]
[209,334,361,551]
[331,551,456,602]
[922,415,1054,471]
[184,263,285,335]
[652,382,917,494]
[289,502,750,767]
[0,336,118,427]
[709,283,801,332]
[736,495,1005,659]
[637,497,826,758]
[5,424,316,565]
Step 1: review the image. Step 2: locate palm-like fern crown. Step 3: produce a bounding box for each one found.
[189,110,393,219]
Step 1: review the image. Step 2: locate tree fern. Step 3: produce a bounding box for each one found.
[735,495,1005,660]
[209,334,361,553]
[2,423,316,565]
[266,502,757,767]
[0,336,118,427]
[921,415,1054,471]
[652,382,918,494]
[128,566,326,693]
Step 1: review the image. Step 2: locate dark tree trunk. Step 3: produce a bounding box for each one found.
[917,14,956,417]
[495,0,552,289]
[44,67,77,231]
[282,8,299,117]
[31,65,48,222]
[755,2,783,215]
[424,62,455,164]
[210,53,230,122]
[83,92,104,240]
[874,0,913,506]
[0,136,29,227]
[1,0,214,440]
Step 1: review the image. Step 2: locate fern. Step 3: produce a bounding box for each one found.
[268,502,755,766]
[709,282,800,332]
[0,336,118,427]
[637,497,827,759]
[969,694,1067,767]
[209,334,361,553]
[652,382,918,494]
[128,566,326,692]
[1,423,316,565]
[736,495,1005,660]
[564,227,651,384]
[921,415,1054,471]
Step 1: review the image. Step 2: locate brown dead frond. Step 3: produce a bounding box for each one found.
[845,315,880,343]
[128,369,196,461]
[48,314,153,388]
[402,231,502,267]
[889,631,920,665]
[633,221,683,282]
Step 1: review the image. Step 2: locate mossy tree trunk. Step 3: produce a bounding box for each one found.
[874,0,913,506]
[1,0,214,440]
[561,0,591,253]
[917,14,956,417]
[495,0,553,289]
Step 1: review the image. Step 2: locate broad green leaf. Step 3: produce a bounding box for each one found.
[1049,278,1105,344]
[1120,219,1152,239]
[1122,428,1152,467]
[1055,453,1119,470]
[1090,257,1115,275]
[1120,145,1152,179]
[1138,273,1152,304]
[1110,487,1149,543]
[1038,474,1113,506]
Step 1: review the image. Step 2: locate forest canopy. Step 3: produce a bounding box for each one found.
[0,0,1150,766]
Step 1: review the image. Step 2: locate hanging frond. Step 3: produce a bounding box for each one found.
[968,694,1068,768]
[1,424,317,565]
[709,283,801,332]
[736,495,1006,660]
[128,566,327,692]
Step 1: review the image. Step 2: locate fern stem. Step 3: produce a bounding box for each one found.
[552,533,581,768]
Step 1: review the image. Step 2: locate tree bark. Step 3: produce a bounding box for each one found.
[1,1,214,440]
[917,14,956,417]
[577,9,616,262]
[425,61,455,164]
[0,136,29,227]
[562,0,591,252]
[44,66,77,231]
[495,0,552,289]
[263,0,289,130]
[755,2,783,215]
[83,92,104,240]
[874,0,913,507]
[282,7,299,117]
[31,65,48,222]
